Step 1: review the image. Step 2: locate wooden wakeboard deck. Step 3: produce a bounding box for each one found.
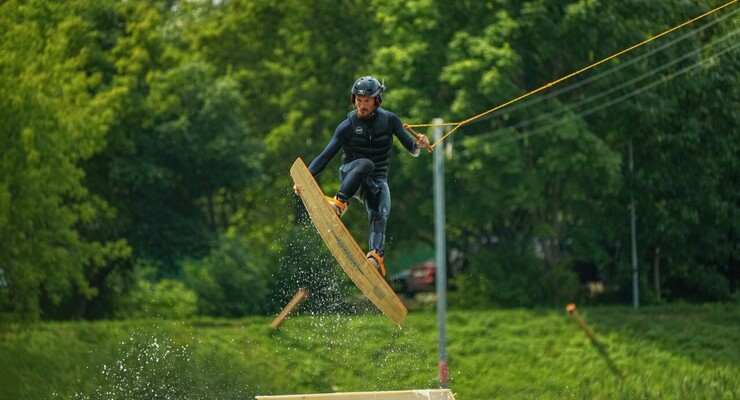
[257,389,456,399]
[290,158,407,325]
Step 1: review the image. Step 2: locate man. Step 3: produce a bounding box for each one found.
[294,76,430,276]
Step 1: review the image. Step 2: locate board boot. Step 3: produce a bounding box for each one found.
[326,196,348,217]
[367,250,386,276]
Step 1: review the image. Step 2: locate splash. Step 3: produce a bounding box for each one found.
[73,327,253,400]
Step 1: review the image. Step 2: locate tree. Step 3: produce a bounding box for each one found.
[180,0,379,277]
[81,1,259,276]
[564,0,739,302]
[0,0,129,320]
[371,0,738,305]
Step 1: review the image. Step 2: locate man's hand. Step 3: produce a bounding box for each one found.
[293,184,301,195]
[403,123,433,153]
[416,134,430,149]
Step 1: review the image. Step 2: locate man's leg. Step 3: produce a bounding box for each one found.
[325,159,375,217]
[364,178,390,275]
[337,159,375,202]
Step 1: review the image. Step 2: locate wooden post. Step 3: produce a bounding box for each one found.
[565,303,598,343]
[271,289,309,330]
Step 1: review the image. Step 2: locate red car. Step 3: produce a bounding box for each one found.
[408,260,436,294]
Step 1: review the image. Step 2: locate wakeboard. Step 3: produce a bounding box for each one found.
[290,157,407,325]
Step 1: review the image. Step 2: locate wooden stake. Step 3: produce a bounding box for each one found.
[271,288,309,330]
[566,303,598,343]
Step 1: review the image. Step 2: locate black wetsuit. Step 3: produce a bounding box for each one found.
[307,108,420,256]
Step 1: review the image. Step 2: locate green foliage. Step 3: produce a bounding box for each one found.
[664,266,732,302]
[184,236,271,317]
[571,0,740,302]
[0,0,737,321]
[1,305,738,399]
[115,264,197,320]
[0,0,130,320]
[83,2,259,274]
[451,241,552,308]
[441,11,522,118]
[386,0,737,305]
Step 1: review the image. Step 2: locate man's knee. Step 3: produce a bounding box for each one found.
[355,158,375,175]
[369,207,389,226]
[340,158,375,178]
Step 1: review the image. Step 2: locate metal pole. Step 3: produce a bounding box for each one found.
[629,138,640,309]
[433,118,449,387]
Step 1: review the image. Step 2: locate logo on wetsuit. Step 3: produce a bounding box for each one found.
[354,126,364,135]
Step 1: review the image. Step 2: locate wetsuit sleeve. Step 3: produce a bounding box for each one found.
[307,119,351,177]
[390,113,420,157]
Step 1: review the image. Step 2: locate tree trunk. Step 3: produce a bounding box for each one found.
[653,247,661,301]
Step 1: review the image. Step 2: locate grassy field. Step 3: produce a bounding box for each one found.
[1,303,738,399]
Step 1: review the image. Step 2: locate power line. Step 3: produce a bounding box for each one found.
[473,28,738,143]
[407,0,739,148]
[466,6,740,127]
[483,40,739,148]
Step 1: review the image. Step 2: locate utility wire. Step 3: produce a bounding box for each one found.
[407,0,738,148]
[473,28,738,143]
[477,40,740,149]
[465,6,740,127]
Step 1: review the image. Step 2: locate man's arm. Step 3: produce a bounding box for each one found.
[307,119,351,176]
[294,119,350,195]
[390,113,429,156]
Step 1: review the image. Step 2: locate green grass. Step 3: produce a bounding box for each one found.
[1,304,738,399]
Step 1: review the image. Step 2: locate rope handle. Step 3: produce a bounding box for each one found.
[403,123,434,152]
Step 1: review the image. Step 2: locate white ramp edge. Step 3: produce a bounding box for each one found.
[256,389,456,400]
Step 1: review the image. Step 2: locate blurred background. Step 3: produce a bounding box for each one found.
[1,0,737,322]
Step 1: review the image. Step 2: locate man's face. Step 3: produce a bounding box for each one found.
[355,95,375,119]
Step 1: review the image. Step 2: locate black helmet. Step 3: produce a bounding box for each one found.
[350,76,385,106]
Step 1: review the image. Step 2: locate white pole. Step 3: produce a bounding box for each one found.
[629,138,640,309]
[433,118,449,387]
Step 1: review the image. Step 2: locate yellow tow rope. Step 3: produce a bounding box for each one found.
[406,0,738,150]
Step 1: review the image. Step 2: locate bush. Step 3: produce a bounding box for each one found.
[115,265,197,319]
[665,266,732,302]
[450,244,551,308]
[184,236,271,317]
